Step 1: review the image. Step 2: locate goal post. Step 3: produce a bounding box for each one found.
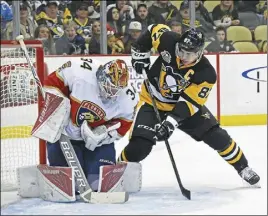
[1,40,47,191]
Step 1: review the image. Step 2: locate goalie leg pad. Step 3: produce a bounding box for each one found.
[98,162,142,193]
[17,165,75,202]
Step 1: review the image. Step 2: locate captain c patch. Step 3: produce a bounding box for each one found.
[76,101,106,126]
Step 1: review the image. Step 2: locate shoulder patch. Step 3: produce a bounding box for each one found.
[160,50,171,63]
[56,61,72,73]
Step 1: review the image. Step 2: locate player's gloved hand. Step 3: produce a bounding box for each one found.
[131,46,150,74]
[81,121,121,151]
[154,116,178,141]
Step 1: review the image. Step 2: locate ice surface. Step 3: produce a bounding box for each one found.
[1,125,267,215]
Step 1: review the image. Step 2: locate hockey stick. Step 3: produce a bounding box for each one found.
[142,69,191,200]
[16,35,128,204]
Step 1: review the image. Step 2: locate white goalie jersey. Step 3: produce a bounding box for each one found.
[40,58,139,141]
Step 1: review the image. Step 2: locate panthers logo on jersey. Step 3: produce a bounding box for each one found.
[76,100,106,126]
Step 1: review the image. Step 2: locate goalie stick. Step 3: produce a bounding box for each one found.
[142,69,191,200]
[16,35,128,204]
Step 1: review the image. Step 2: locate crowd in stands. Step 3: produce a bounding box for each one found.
[1,0,267,55]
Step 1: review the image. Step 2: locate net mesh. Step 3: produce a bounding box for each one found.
[1,47,40,191]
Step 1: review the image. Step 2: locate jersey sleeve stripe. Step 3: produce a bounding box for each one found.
[116,118,133,136]
[56,71,64,82]
[44,72,69,97]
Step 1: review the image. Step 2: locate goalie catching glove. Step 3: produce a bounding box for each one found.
[81,121,121,151]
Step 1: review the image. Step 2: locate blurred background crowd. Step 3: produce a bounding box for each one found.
[1,0,267,55]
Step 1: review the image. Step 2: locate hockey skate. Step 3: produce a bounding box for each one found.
[239,167,260,187]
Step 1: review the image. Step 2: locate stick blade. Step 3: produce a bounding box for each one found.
[182,188,191,200]
[90,192,129,204]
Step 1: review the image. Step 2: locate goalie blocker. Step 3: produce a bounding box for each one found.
[17,162,142,203]
[31,91,71,143]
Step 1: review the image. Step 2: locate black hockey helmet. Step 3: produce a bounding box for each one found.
[175,28,205,66]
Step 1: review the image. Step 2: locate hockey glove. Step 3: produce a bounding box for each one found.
[81,121,121,151]
[154,116,178,141]
[131,46,150,74]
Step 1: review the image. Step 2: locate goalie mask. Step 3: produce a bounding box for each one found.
[96,59,129,99]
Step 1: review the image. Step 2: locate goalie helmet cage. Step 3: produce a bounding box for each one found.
[1,40,46,191]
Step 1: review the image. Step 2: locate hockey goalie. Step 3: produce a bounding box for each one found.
[18,58,142,203]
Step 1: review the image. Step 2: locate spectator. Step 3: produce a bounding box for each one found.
[72,2,94,43]
[91,0,100,14]
[194,1,216,39]
[58,2,72,25]
[88,20,101,54]
[176,2,215,40]
[107,7,124,36]
[1,0,13,38]
[256,1,267,15]
[107,0,135,23]
[148,0,178,24]
[195,0,214,25]
[107,30,125,54]
[4,2,37,40]
[264,9,267,21]
[29,1,43,19]
[129,1,154,13]
[204,26,236,53]
[132,3,156,32]
[235,0,259,13]
[34,24,56,55]
[212,0,240,28]
[55,21,86,55]
[176,3,198,31]
[123,21,142,54]
[68,0,100,20]
[256,1,267,24]
[176,2,191,31]
[168,20,182,35]
[35,0,64,39]
[87,8,100,20]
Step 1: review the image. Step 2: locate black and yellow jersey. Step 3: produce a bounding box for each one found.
[35,12,64,37]
[132,24,216,119]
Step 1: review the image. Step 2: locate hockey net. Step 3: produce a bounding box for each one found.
[1,40,46,191]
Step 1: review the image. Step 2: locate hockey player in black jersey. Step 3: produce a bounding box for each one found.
[118,24,260,186]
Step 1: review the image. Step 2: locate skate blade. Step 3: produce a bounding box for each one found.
[242,179,261,188]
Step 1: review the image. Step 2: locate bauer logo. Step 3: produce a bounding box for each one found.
[76,100,106,126]
[241,66,267,93]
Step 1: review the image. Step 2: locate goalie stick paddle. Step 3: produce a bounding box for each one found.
[142,69,191,200]
[16,35,128,204]
[59,134,128,204]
